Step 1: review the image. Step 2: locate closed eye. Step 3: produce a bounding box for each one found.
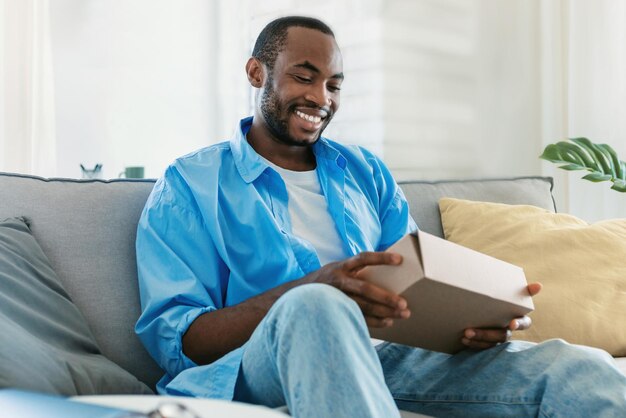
[294,75,312,83]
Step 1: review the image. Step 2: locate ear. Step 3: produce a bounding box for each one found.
[246,57,265,88]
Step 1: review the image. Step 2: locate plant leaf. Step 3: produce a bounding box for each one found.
[540,143,586,166]
[597,143,622,179]
[594,143,617,176]
[559,141,596,167]
[567,140,602,169]
[540,138,626,193]
[542,140,597,169]
[570,137,611,174]
[611,178,626,193]
[539,144,566,163]
[559,163,589,171]
[583,173,613,182]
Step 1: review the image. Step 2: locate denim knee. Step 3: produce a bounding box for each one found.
[267,283,362,329]
[541,338,614,362]
[529,338,619,383]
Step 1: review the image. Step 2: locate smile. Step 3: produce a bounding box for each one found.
[295,110,322,124]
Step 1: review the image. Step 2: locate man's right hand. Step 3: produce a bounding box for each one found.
[301,252,410,328]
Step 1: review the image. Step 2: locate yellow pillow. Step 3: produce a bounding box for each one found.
[439,197,626,356]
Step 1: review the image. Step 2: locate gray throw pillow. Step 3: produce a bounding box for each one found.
[0,217,152,395]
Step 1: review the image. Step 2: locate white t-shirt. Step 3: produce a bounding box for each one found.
[262,158,349,266]
[262,157,385,346]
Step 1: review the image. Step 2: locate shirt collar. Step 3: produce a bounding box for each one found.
[230,116,347,183]
[313,137,347,170]
[230,117,267,184]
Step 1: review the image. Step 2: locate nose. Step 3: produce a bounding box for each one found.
[305,83,332,109]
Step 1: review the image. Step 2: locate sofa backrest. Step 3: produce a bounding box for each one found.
[400,176,556,237]
[0,172,554,390]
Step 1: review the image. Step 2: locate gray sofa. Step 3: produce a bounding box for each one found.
[3,172,610,412]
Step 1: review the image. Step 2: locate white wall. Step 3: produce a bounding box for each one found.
[241,0,544,182]
[49,0,216,179]
[564,0,626,221]
[382,0,481,180]
[5,0,624,220]
[10,0,550,182]
[476,0,543,179]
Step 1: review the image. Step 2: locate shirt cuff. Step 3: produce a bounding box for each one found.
[161,344,246,400]
[170,305,217,374]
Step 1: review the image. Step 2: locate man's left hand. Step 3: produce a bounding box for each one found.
[461,282,542,350]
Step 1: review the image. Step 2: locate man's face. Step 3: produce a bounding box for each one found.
[258,27,343,147]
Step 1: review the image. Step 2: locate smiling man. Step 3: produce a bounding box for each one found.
[135,16,626,418]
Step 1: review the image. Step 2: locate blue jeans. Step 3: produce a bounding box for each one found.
[233,284,626,417]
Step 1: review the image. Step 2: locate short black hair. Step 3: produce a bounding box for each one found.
[252,16,335,70]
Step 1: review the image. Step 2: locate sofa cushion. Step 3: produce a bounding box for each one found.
[439,198,626,356]
[0,216,152,395]
[399,177,555,237]
[0,172,162,389]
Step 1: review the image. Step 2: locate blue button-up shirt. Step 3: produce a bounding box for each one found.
[135,117,417,399]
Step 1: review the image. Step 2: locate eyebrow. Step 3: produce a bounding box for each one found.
[294,61,344,80]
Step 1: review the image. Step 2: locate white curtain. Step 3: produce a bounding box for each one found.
[0,0,57,176]
[541,0,626,221]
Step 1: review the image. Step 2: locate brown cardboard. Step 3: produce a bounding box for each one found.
[359,231,534,354]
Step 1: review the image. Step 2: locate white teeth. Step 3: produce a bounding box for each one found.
[295,110,322,124]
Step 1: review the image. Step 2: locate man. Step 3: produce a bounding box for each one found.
[136,16,626,417]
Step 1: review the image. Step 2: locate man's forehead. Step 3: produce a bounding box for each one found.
[278,27,343,73]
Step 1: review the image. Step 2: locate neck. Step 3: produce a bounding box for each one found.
[247,116,317,171]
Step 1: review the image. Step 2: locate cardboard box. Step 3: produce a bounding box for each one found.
[359,231,534,354]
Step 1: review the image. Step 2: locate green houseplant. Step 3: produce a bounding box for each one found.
[540,137,626,192]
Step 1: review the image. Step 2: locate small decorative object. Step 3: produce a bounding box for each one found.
[119,166,145,179]
[80,164,103,179]
[540,137,626,192]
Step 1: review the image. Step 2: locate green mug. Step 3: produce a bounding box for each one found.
[119,166,145,179]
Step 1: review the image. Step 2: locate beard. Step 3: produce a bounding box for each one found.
[259,75,330,147]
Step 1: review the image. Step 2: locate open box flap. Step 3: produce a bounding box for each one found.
[417,230,534,310]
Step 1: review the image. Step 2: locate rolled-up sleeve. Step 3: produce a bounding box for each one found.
[378,187,417,250]
[364,151,418,250]
[135,165,228,377]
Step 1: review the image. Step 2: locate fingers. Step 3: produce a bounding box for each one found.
[462,328,511,350]
[317,252,409,325]
[460,338,499,350]
[351,295,410,328]
[509,315,532,331]
[341,251,407,309]
[527,282,542,297]
[365,316,394,328]
[336,274,407,311]
[462,314,533,350]
[343,251,402,273]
